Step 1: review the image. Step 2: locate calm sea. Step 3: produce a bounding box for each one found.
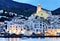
[0,37,60,41]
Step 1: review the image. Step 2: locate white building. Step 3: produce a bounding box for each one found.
[6,0,60,36]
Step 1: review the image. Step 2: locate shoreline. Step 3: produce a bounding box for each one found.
[0,36,60,38]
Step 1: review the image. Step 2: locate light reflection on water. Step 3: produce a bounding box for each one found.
[0,37,60,41]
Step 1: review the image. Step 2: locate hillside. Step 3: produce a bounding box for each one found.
[51,8,60,15]
[0,0,36,17]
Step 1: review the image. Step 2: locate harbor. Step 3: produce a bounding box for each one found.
[0,0,60,37]
[0,37,60,41]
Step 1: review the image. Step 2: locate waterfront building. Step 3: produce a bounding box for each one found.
[5,0,60,36]
[0,22,7,34]
[28,0,52,34]
[6,0,52,35]
[50,15,60,29]
[7,17,26,34]
[0,10,3,14]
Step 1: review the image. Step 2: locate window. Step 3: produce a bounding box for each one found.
[41,13,43,16]
[10,23,12,25]
[40,27,42,28]
[59,18,60,19]
[24,28,26,29]
[31,28,33,30]
[40,24,42,26]
[10,26,12,27]
[40,22,42,23]
[19,26,20,27]
[36,29,38,32]
[27,29,30,31]
[21,29,22,31]
[35,26,36,28]
[13,26,15,27]
[43,25,44,27]
[46,26,47,29]
[39,30,41,32]
[16,26,17,28]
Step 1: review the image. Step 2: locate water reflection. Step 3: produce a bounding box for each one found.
[6,38,20,41]
[0,37,60,41]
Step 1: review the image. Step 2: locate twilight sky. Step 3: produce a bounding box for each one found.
[13,0,60,11]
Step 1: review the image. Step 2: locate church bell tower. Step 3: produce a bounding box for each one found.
[35,0,49,19]
[36,0,41,13]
